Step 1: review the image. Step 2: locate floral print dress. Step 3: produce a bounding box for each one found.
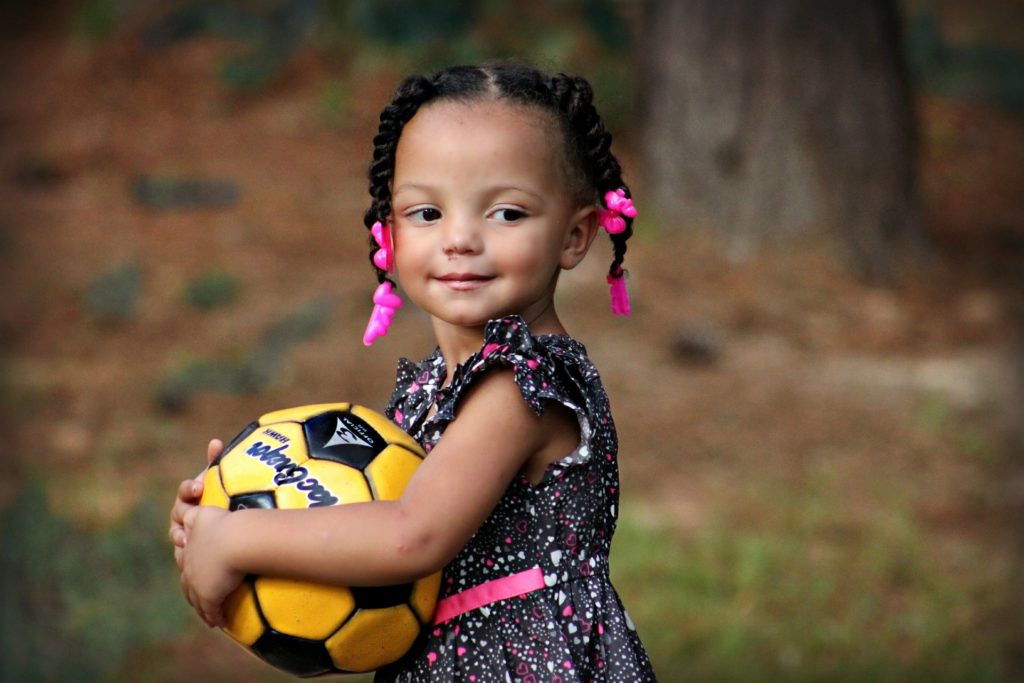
[375,316,656,683]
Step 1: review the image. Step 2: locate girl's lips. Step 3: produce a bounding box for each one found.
[436,273,494,291]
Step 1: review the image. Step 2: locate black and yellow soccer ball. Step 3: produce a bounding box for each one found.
[198,403,440,677]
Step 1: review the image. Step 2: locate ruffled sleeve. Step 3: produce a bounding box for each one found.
[432,316,595,468]
[384,350,444,435]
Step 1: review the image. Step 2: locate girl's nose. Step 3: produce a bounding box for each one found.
[441,215,482,256]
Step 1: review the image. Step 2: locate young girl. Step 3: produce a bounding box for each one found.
[170,61,655,682]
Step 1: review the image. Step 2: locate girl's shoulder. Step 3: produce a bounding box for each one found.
[439,315,597,419]
[387,316,612,472]
[385,315,598,422]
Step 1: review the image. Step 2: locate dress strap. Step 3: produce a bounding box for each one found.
[433,566,546,624]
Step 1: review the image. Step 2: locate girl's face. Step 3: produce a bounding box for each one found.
[390,100,597,333]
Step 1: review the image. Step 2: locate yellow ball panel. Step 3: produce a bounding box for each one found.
[326,605,421,673]
[199,465,230,510]
[219,422,309,497]
[350,405,425,456]
[364,445,422,501]
[409,571,442,624]
[222,582,265,647]
[275,459,372,510]
[259,403,351,426]
[254,577,357,641]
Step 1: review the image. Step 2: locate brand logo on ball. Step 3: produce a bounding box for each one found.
[245,434,339,507]
[324,416,376,450]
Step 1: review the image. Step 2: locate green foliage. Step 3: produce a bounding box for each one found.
[581,0,633,50]
[139,1,320,91]
[319,78,352,126]
[0,483,191,683]
[612,501,1017,682]
[906,10,1024,112]
[156,296,333,410]
[182,269,240,310]
[85,263,141,322]
[916,393,1001,465]
[344,0,478,47]
[137,0,636,103]
[131,175,241,211]
[916,391,952,430]
[220,49,288,91]
[73,0,118,40]
[155,357,250,411]
[589,62,634,136]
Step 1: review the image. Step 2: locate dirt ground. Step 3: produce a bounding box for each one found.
[2,4,1023,680]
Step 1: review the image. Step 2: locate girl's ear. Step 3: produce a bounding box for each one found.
[560,205,600,270]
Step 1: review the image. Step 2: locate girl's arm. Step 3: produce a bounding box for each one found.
[180,368,574,626]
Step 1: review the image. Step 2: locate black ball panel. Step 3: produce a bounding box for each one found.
[229,492,277,511]
[252,629,336,678]
[303,411,387,470]
[350,583,413,609]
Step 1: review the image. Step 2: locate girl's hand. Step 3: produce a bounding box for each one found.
[179,504,242,628]
[169,438,223,570]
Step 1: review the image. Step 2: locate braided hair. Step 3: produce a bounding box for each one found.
[364,61,634,291]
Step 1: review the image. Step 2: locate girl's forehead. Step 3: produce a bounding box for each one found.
[391,98,594,205]
[394,99,565,180]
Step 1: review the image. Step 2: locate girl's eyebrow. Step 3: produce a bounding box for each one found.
[498,185,545,202]
[392,182,432,195]
[393,183,545,201]
[387,181,428,197]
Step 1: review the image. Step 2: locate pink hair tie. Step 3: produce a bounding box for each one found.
[371,220,394,273]
[607,270,631,316]
[598,189,637,235]
[363,281,403,346]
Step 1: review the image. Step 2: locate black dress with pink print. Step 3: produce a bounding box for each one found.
[375,316,656,683]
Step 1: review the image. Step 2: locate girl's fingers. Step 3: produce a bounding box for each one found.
[181,574,214,628]
[172,439,221,538]
[207,438,224,465]
[195,603,214,628]
[183,504,199,531]
[195,590,218,628]
[205,602,225,629]
[170,479,201,548]
[177,477,202,504]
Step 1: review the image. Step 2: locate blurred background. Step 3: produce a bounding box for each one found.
[1,1,1022,681]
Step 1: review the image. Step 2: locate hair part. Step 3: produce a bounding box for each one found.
[364,61,634,286]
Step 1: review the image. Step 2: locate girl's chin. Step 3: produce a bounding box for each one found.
[430,308,513,330]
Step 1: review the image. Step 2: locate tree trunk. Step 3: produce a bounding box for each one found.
[638,0,929,280]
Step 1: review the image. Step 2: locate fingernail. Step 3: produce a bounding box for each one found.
[191,483,199,496]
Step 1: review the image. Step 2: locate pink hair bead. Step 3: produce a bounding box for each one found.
[362,281,403,346]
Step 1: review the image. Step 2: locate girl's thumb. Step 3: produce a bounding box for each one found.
[207,438,224,465]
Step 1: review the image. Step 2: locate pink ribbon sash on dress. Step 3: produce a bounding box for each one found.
[433,566,546,624]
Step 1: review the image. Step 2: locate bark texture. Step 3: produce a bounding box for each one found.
[639,0,929,279]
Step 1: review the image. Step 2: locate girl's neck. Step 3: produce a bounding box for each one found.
[432,320,488,373]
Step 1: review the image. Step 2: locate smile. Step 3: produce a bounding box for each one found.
[435,273,494,291]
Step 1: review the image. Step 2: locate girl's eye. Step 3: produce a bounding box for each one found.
[491,207,526,223]
[407,207,442,224]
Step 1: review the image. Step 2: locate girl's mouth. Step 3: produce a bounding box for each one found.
[436,273,494,290]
